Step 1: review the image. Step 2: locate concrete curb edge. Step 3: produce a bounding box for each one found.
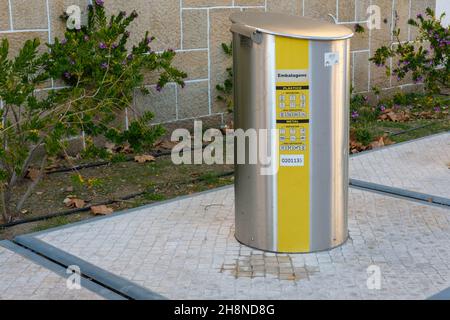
[13,236,167,300]
[0,240,124,300]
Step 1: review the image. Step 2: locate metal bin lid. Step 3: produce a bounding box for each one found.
[230,12,354,40]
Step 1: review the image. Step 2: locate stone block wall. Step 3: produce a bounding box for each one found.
[0,0,437,128]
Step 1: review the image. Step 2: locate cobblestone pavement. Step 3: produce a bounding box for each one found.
[0,242,105,300]
[350,132,450,199]
[31,187,450,300]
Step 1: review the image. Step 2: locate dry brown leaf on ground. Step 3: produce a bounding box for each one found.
[349,139,368,154]
[119,142,133,154]
[387,112,401,122]
[380,109,410,122]
[370,137,385,149]
[134,154,156,163]
[91,205,114,216]
[153,140,178,152]
[419,111,440,119]
[382,135,395,146]
[370,135,395,150]
[63,196,85,209]
[72,198,85,208]
[45,163,60,171]
[398,111,410,122]
[26,168,41,181]
[63,198,72,206]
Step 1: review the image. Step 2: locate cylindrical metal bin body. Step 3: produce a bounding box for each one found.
[231,13,353,253]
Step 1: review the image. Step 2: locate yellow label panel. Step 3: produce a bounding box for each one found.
[276,36,310,252]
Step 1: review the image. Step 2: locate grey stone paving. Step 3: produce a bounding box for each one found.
[0,243,104,300]
[350,132,450,199]
[2,133,448,300]
[31,187,450,300]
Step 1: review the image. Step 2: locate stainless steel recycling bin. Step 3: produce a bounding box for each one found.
[231,12,353,253]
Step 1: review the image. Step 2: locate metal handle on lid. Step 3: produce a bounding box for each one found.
[230,23,263,44]
[327,14,338,24]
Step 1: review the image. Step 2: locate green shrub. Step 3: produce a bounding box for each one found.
[0,2,186,222]
[350,94,381,124]
[216,42,233,112]
[353,126,373,146]
[370,8,449,95]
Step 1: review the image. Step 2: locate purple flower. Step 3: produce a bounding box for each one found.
[127,54,133,61]
[146,36,155,44]
[379,105,386,112]
[95,0,104,6]
[351,111,359,119]
[100,62,108,69]
[121,60,127,65]
[112,43,118,49]
[416,13,423,19]
[414,76,423,83]
[69,59,75,65]
[84,35,89,42]
[63,71,71,79]
[61,38,67,45]
[99,42,107,49]
[434,107,441,113]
